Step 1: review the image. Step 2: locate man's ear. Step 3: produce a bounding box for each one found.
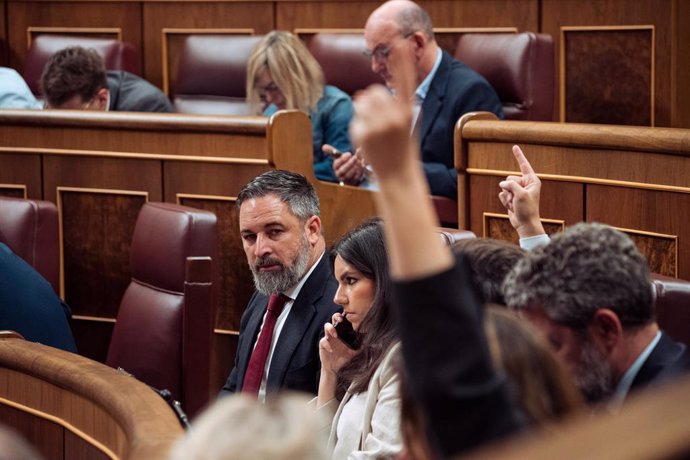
[304,215,322,245]
[95,88,110,111]
[588,309,623,352]
[411,31,426,57]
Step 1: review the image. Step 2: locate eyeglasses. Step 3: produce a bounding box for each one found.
[363,32,415,62]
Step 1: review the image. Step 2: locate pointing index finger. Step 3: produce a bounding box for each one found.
[512,145,535,176]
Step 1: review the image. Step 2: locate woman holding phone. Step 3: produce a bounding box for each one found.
[246,31,353,184]
[316,218,403,459]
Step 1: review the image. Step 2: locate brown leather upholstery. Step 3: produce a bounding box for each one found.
[23,34,140,97]
[0,197,60,294]
[307,33,384,96]
[652,274,690,347]
[106,202,218,417]
[172,34,263,115]
[455,32,555,121]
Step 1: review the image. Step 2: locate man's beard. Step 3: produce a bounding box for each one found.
[250,235,311,295]
[574,335,614,404]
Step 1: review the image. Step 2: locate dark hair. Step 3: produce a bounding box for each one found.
[330,218,396,398]
[396,2,434,40]
[40,46,108,107]
[504,222,654,329]
[485,306,581,424]
[452,238,525,305]
[237,170,320,221]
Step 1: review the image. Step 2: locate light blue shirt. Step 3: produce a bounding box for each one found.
[415,48,443,103]
[608,331,662,411]
[0,68,42,109]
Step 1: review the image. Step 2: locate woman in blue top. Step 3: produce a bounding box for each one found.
[246,31,353,183]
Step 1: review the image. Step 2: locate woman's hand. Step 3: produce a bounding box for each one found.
[319,314,358,375]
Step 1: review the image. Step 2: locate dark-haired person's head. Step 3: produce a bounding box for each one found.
[237,170,323,295]
[504,222,655,404]
[330,218,397,398]
[41,46,110,110]
[452,238,525,305]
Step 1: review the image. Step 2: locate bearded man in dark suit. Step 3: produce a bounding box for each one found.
[220,170,340,400]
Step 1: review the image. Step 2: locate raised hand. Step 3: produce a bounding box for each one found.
[323,144,368,185]
[498,145,545,238]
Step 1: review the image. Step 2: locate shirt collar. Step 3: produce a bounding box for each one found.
[282,251,324,301]
[608,330,661,411]
[415,48,443,103]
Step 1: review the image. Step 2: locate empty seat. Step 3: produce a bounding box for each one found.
[172,35,263,115]
[306,33,384,96]
[0,197,59,294]
[652,274,690,348]
[455,32,555,121]
[106,202,218,417]
[23,34,141,97]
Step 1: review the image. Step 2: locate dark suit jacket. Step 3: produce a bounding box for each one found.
[629,331,690,396]
[419,51,503,198]
[220,255,340,396]
[392,255,524,458]
[0,243,77,353]
[106,71,173,113]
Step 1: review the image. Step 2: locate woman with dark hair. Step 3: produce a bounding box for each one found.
[316,218,402,459]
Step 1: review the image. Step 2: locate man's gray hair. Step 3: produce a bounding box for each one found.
[237,170,320,221]
[396,2,434,40]
[503,222,653,329]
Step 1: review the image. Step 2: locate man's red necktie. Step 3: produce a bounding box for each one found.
[242,293,289,394]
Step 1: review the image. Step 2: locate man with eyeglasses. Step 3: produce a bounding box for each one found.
[41,46,172,113]
[333,0,503,199]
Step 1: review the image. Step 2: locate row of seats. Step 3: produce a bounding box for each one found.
[1,195,690,414]
[20,31,554,121]
[0,196,217,418]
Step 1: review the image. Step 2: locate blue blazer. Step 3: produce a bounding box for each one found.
[419,51,503,198]
[220,255,340,395]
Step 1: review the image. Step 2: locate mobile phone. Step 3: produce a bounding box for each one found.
[334,317,360,349]
[327,147,344,158]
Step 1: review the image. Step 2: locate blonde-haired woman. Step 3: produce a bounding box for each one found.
[247,31,353,183]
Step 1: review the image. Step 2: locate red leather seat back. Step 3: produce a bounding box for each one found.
[455,32,555,121]
[652,274,690,347]
[0,197,59,294]
[307,33,384,96]
[173,34,263,115]
[106,202,217,409]
[23,34,141,96]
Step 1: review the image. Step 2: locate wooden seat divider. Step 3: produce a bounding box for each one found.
[455,111,690,279]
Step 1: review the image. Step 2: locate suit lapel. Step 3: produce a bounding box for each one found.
[418,51,451,147]
[266,256,330,391]
[235,292,269,388]
[631,332,684,391]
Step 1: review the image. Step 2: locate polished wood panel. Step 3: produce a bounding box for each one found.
[59,189,147,317]
[211,332,238,395]
[7,1,142,72]
[278,0,538,32]
[541,0,682,127]
[0,154,41,198]
[0,337,182,460]
[143,2,273,88]
[457,114,690,279]
[587,185,686,277]
[0,1,7,65]
[561,26,654,126]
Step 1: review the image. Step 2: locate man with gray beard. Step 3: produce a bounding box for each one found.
[503,222,690,409]
[220,170,340,400]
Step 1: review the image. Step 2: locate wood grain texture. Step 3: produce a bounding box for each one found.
[542,0,675,126]
[563,28,653,126]
[7,1,142,71]
[0,154,41,198]
[0,1,7,66]
[0,338,182,460]
[0,404,64,460]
